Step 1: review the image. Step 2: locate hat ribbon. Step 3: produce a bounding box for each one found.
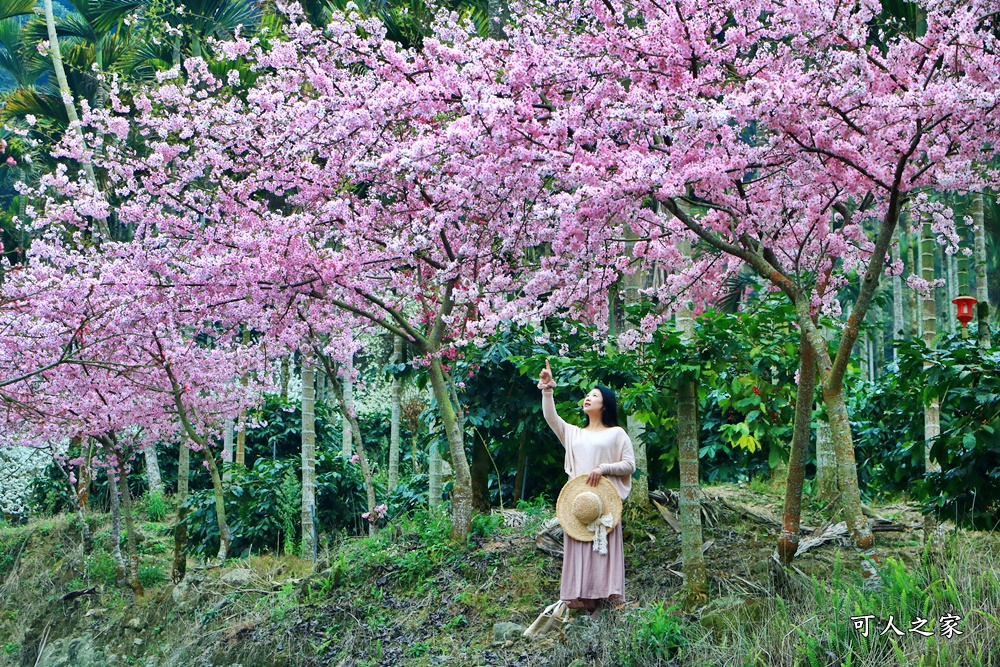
[587,512,614,555]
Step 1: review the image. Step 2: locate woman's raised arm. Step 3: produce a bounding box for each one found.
[538,359,568,446]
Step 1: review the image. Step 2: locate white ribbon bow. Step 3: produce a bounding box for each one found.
[587,513,615,555]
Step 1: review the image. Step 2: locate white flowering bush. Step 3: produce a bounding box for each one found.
[0,446,50,518]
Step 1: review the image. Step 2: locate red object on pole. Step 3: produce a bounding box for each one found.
[952,296,978,327]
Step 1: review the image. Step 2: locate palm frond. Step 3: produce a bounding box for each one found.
[64,0,147,35]
[60,41,100,102]
[119,38,173,80]
[0,17,45,87]
[22,16,91,49]
[1,85,69,127]
[0,0,35,23]
[715,271,757,314]
[97,25,137,73]
[208,0,260,36]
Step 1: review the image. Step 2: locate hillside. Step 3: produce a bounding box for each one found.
[1,485,998,667]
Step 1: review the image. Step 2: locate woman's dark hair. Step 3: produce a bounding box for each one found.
[583,385,619,428]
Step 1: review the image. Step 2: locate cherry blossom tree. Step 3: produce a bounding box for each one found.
[504,0,1000,581]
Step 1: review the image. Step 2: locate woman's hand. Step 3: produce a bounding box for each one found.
[538,359,556,390]
[586,467,603,487]
[540,359,553,384]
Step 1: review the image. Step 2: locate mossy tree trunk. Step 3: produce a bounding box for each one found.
[778,333,817,565]
[173,436,190,582]
[675,234,706,602]
[106,455,127,588]
[300,353,316,560]
[621,224,649,508]
[921,215,941,475]
[427,356,474,538]
[892,221,905,347]
[341,353,354,457]
[973,193,991,349]
[144,444,163,497]
[388,336,403,493]
[814,414,837,505]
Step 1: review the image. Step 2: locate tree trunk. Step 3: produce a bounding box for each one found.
[301,354,316,560]
[675,235,706,602]
[235,411,246,468]
[872,305,885,378]
[859,331,871,382]
[78,437,94,511]
[202,446,231,563]
[117,451,144,598]
[913,220,924,340]
[892,224,906,350]
[41,0,106,238]
[794,300,878,585]
[429,437,442,510]
[222,419,234,484]
[280,355,290,401]
[107,461,128,588]
[922,218,946,551]
[778,333,817,565]
[948,247,959,333]
[412,432,422,475]
[471,432,492,512]
[427,356,474,539]
[921,216,941,475]
[621,225,649,508]
[814,412,837,505]
[144,443,163,497]
[677,379,707,601]
[341,354,354,457]
[512,428,529,503]
[388,336,403,493]
[234,329,249,468]
[973,192,991,349]
[172,438,190,583]
[315,366,326,405]
[937,246,951,335]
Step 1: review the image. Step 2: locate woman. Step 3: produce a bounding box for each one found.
[538,359,636,619]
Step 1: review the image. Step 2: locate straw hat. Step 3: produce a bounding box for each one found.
[556,475,622,544]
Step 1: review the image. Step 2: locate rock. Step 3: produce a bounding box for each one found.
[171,579,202,612]
[132,638,143,647]
[221,568,253,587]
[493,622,526,642]
[34,633,107,667]
[126,618,143,631]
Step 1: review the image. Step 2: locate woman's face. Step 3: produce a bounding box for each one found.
[583,388,604,414]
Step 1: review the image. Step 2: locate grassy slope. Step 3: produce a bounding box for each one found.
[1,484,998,667]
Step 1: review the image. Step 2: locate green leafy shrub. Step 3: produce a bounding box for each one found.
[138,563,166,588]
[852,331,1000,527]
[471,512,501,538]
[183,450,370,559]
[386,473,428,518]
[620,602,687,665]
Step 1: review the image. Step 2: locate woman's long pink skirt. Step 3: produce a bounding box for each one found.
[560,522,625,609]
